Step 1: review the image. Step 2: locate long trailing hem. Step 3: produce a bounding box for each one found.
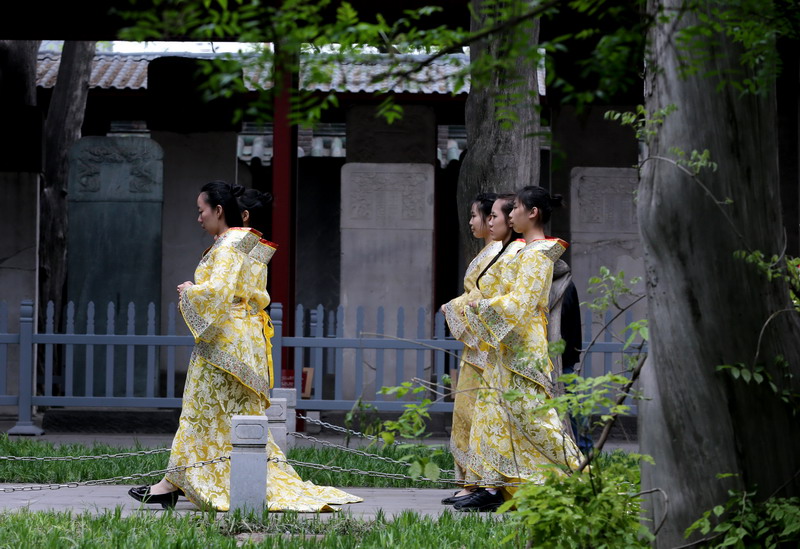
[165,354,362,512]
[449,361,486,481]
[463,359,582,490]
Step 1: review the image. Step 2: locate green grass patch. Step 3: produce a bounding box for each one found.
[0,507,511,548]
[0,435,455,488]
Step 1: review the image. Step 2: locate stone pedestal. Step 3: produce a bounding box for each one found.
[230,414,268,513]
[346,105,436,165]
[340,163,435,399]
[67,136,163,396]
[570,167,646,372]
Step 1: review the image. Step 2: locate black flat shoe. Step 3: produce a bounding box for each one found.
[128,485,181,509]
[441,488,480,505]
[453,489,504,512]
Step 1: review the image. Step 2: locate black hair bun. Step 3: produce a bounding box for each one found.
[550,193,564,209]
[230,183,245,198]
[259,190,274,205]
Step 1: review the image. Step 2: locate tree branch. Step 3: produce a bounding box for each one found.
[369,0,561,85]
[577,353,647,472]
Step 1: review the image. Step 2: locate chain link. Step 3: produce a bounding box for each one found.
[290,432,456,475]
[296,413,380,441]
[0,448,171,462]
[1,418,503,491]
[279,455,457,484]
[278,456,523,487]
[0,456,229,493]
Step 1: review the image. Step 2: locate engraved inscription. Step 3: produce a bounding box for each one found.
[69,137,163,200]
[573,170,639,233]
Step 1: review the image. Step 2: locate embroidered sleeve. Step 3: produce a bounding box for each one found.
[463,248,553,349]
[443,287,483,345]
[180,243,245,342]
[442,242,498,344]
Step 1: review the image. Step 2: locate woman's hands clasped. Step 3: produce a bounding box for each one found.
[177,281,194,297]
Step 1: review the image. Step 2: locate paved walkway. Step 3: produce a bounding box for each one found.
[0,484,455,519]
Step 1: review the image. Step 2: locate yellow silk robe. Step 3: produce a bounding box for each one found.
[462,238,582,491]
[166,227,362,512]
[443,239,523,482]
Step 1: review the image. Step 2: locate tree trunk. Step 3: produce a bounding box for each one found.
[639,2,800,546]
[457,0,541,261]
[0,40,40,105]
[39,41,96,333]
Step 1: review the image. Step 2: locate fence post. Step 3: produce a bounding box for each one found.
[270,387,296,448]
[265,396,288,452]
[229,414,268,513]
[271,303,282,388]
[9,300,44,435]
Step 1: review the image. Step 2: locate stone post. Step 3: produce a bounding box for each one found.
[270,388,296,448]
[265,397,288,453]
[229,415,268,513]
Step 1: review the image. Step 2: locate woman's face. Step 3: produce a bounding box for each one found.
[509,198,533,235]
[197,192,225,236]
[468,202,489,239]
[487,200,511,242]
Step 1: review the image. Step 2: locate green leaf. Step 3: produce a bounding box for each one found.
[423,462,440,481]
[741,369,752,383]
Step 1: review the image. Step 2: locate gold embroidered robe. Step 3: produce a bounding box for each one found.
[461,238,583,491]
[443,240,526,482]
[166,228,362,511]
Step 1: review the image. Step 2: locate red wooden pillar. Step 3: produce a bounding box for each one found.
[271,49,297,388]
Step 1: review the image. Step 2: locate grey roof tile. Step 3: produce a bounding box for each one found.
[36,52,478,95]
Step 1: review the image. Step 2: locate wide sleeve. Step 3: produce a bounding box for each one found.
[443,287,483,343]
[180,243,245,341]
[442,241,501,343]
[463,249,553,350]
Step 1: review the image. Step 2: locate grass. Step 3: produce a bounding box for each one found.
[0,507,512,548]
[0,434,456,488]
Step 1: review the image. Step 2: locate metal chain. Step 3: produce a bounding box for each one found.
[290,432,456,475]
[0,448,171,462]
[279,456,522,488]
[278,455,458,484]
[296,413,380,441]
[0,456,230,493]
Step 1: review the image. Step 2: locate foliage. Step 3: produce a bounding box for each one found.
[584,266,643,315]
[685,488,800,548]
[712,251,800,415]
[501,453,653,548]
[113,0,650,127]
[343,398,382,447]
[378,381,433,444]
[734,250,800,312]
[546,372,633,429]
[604,104,677,143]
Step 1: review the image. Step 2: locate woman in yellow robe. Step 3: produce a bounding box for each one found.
[129,181,362,512]
[453,186,583,512]
[441,193,525,505]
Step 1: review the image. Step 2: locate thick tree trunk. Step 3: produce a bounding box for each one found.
[639,2,800,546]
[457,0,541,261]
[39,41,96,333]
[0,40,40,105]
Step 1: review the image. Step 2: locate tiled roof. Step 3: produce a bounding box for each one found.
[36,52,476,95]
